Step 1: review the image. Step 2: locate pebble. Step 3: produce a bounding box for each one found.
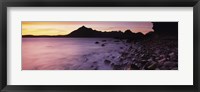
[169,52,175,56]
[147,62,157,70]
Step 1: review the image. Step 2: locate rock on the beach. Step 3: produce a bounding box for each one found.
[155,57,160,60]
[94,67,98,70]
[112,56,115,59]
[101,44,105,47]
[104,60,111,64]
[158,58,166,63]
[144,62,157,70]
[130,64,140,70]
[163,61,177,67]
[159,54,165,58]
[169,52,176,60]
[171,67,178,70]
[141,54,145,58]
[111,63,115,67]
[154,49,160,54]
[95,41,99,44]
[114,40,120,42]
[147,58,153,62]
[91,65,94,68]
[113,64,122,70]
[147,62,157,70]
[169,52,175,56]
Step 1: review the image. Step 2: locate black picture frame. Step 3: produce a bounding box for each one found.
[0,0,199,92]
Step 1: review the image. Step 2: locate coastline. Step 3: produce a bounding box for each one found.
[68,37,178,70]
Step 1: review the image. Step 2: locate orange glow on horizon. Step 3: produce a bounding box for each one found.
[22,21,153,36]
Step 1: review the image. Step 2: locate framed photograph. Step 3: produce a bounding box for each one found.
[0,0,199,92]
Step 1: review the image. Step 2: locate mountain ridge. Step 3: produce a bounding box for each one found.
[23,25,147,40]
[66,26,145,39]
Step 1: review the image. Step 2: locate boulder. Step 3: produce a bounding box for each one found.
[130,64,140,70]
[95,41,99,44]
[113,65,122,70]
[101,44,105,47]
[104,60,111,64]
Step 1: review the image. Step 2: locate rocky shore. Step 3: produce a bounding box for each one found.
[60,23,178,70]
[89,36,178,70]
[110,37,178,70]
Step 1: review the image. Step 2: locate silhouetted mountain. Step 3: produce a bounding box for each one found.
[67,26,102,37]
[67,26,144,39]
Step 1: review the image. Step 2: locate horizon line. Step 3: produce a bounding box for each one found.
[22,25,153,36]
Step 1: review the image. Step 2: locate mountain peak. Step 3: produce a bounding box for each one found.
[67,26,98,37]
[78,25,88,29]
[125,29,131,32]
[124,29,133,34]
[80,25,86,28]
[76,26,94,31]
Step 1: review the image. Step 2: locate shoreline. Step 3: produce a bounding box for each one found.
[79,37,178,70]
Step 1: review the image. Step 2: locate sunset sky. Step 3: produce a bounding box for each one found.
[22,22,154,36]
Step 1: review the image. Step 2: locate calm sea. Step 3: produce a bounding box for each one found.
[22,38,128,70]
